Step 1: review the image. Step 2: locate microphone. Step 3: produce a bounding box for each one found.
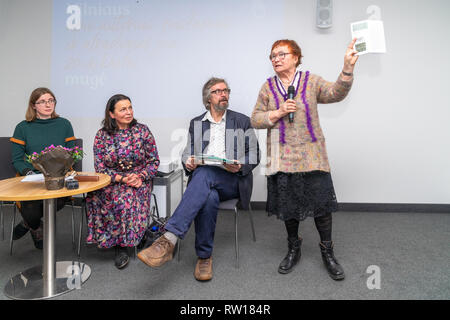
[287,85,295,123]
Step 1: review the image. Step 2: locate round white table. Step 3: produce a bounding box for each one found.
[0,172,110,300]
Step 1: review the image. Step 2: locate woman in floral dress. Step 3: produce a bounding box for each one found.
[86,94,160,269]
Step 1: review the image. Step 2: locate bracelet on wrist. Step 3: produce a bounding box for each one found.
[342,70,353,76]
[117,176,123,183]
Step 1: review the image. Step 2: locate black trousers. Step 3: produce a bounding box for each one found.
[20,198,67,230]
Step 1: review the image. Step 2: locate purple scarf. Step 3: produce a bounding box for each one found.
[267,71,316,144]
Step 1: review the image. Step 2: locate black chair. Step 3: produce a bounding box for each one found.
[73,137,160,258]
[177,198,256,268]
[72,138,83,172]
[0,137,17,243]
[67,138,86,254]
[77,183,160,259]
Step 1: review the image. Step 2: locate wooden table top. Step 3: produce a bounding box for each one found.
[0,172,110,201]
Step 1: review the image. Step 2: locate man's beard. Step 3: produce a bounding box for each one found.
[212,100,229,112]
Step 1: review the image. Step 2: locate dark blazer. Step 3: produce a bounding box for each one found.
[182,109,260,210]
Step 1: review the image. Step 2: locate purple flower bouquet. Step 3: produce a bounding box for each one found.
[26,145,84,190]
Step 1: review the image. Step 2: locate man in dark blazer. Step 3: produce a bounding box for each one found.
[138,77,260,281]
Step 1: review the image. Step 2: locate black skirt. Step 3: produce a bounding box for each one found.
[266,171,338,221]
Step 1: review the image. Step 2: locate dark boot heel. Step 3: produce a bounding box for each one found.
[115,246,130,270]
[30,222,43,250]
[13,220,30,240]
[278,237,302,274]
[319,241,345,280]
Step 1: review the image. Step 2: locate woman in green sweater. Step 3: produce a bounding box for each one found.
[10,87,76,249]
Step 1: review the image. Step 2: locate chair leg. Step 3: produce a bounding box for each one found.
[234,206,239,269]
[248,204,256,242]
[1,201,4,241]
[10,205,16,255]
[77,194,86,258]
[151,193,160,218]
[71,199,75,250]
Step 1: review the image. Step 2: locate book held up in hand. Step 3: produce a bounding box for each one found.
[351,20,386,55]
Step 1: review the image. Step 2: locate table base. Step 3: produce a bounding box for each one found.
[4,261,91,300]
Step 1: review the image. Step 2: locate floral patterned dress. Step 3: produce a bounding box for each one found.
[86,123,160,248]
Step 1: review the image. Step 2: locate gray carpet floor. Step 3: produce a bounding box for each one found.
[0,206,449,300]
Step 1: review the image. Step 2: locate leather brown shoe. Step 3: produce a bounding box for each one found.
[137,235,175,267]
[194,257,213,281]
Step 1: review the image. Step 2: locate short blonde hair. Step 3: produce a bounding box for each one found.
[25,87,59,122]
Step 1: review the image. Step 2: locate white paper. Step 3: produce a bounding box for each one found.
[351,20,386,55]
[21,174,45,182]
[21,174,74,182]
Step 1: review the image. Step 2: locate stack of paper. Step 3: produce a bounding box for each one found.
[21,174,74,182]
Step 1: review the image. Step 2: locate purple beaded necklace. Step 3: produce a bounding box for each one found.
[267,71,316,144]
[301,71,316,142]
[267,77,286,144]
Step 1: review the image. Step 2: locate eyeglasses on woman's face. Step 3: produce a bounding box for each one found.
[35,98,56,106]
[270,52,292,61]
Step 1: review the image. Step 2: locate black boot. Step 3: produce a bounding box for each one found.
[319,241,345,280]
[29,221,43,250]
[115,246,130,270]
[13,220,30,240]
[278,237,302,274]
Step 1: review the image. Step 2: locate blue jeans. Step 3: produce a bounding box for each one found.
[164,166,240,258]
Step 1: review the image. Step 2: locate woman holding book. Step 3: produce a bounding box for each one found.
[250,39,358,279]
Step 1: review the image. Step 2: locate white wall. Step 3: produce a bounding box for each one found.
[1,0,449,204]
[0,0,52,133]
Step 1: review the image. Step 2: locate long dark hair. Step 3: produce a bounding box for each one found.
[102,94,137,134]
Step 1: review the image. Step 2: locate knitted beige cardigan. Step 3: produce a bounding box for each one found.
[251,71,353,175]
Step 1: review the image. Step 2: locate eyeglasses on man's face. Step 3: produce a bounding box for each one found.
[211,88,231,96]
[35,99,56,106]
[270,52,292,61]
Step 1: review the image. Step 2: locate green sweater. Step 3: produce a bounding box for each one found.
[11,117,76,175]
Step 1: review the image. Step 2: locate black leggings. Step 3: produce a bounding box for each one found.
[20,198,67,230]
[284,212,333,242]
